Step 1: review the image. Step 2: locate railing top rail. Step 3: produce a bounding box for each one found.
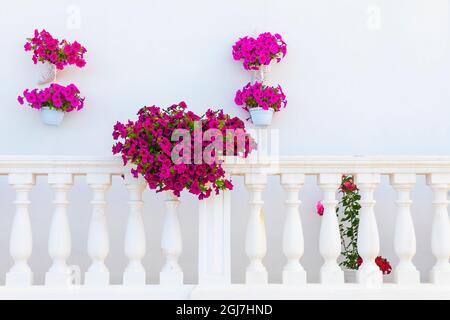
[1,155,450,175]
[0,156,124,175]
[223,156,450,175]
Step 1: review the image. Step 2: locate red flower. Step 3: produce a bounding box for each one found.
[375,256,392,275]
[357,256,363,266]
[357,256,392,275]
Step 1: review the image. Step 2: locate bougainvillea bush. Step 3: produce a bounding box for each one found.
[24,29,87,70]
[18,83,85,112]
[232,32,287,70]
[235,82,287,112]
[316,175,392,274]
[112,102,256,199]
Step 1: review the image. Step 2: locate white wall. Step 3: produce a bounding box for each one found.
[0,0,448,284]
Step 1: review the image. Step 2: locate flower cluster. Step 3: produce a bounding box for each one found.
[112,102,256,200]
[235,82,287,112]
[340,175,358,192]
[24,29,87,70]
[232,32,287,70]
[357,256,392,275]
[18,83,85,112]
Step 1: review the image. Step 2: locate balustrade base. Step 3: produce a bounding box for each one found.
[123,271,146,286]
[357,270,383,287]
[160,270,183,286]
[320,269,344,284]
[84,271,109,287]
[45,271,71,287]
[190,284,450,300]
[430,269,450,285]
[5,271,33,287]
[282,270,306,285]
[395,269,421,285]
[0,284,449,300]
[246,270,268,285]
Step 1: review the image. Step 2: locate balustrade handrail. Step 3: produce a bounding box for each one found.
[222,155,450,175]
[2,155,450,174]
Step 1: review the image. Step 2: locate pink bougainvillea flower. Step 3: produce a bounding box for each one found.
[316,201,324,216]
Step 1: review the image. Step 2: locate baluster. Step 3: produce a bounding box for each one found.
[6,174,35,287]
[160,191,183,285]
[281,173,306,285]
[244,173,268,284]
[318,174,344,284]
[427,174,450,285]
[356,173,382,286]
[390,174,420,285]
[123,175,147,286]
[45,174,73,286]
[198,190,231,285]
[85,174,111,286]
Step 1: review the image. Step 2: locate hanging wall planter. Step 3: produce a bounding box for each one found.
[36,61,57,85]
[40,107,65,126]
[232,32,288,127]
[248,107,274,127]
[18,83,85,126]
[235,82,287,127]
[19,29,88,126]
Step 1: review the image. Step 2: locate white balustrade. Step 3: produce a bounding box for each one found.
[1,156,450,299]
[390,174,420,285]
[427,174,450,285]
[281,173,306,285]
[244,173,268,285]
[45,173,74,287]
[318,174,344,284]
[5,173,35,287]
[356,173,382,286]
[160,191,183,286]
[85,173,111,286]
[123,175,147,286]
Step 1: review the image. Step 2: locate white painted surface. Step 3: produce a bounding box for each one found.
[0,0,449,287]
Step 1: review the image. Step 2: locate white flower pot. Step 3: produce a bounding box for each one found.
[249,107,274,127]
[344,269,357,283]
[36,61,57,85]
[41,107,65,126]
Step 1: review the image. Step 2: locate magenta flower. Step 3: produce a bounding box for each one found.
[235,82,287,112]
[316,201,324,216]
[112,102,257,200]
[18,83,85,112]
[232,32,287,70]
[24,29,87,71]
